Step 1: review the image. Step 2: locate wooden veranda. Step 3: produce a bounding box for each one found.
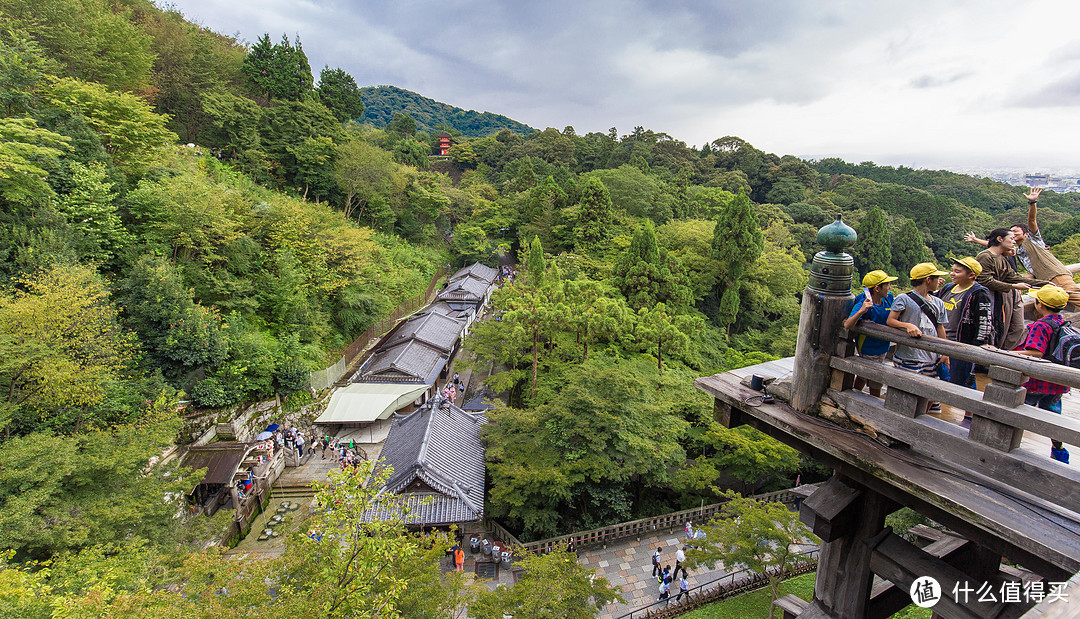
[696,287,1080,618]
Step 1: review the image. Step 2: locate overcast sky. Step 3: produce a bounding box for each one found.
[173,0,1080,172]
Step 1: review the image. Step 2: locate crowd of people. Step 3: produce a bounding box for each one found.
[845,188,1074,464]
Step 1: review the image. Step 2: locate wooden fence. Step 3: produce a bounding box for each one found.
[510,487,804,554]
[309,267,447,391]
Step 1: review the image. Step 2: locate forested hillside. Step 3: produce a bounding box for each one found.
[360,85,536,136]
[3,0,1080,614]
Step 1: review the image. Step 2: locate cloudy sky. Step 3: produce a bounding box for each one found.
[173,0,1080,171]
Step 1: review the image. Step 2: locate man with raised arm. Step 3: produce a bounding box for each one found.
[974,228,1051,351]
[965,187,1080,307]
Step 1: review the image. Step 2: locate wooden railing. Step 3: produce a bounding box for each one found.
[517,488,803,554]
[833,321,1080,516]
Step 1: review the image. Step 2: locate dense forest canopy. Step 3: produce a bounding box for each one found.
[360,84,536,136]
[3,0,1080,614]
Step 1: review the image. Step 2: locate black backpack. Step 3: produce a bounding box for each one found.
[1045,320,1080,369]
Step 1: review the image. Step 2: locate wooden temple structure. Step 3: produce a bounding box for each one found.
[696,216,1080,618]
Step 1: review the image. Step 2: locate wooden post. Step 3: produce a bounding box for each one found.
[971,365,1025,451]
[792,290,854,413]
[808,475,894,619]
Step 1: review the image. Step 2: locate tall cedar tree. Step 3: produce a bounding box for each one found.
[891,217,931,284]
[316,66,364,122]
[854,205,891,275]
[711,192,764,331]
[242,34,313,102]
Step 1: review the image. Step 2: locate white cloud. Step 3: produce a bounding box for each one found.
[171,0,1080,169]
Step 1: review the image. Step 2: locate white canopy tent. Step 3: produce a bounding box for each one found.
[315,383,429,425]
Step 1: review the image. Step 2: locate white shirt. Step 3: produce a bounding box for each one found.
[676,549,686,562]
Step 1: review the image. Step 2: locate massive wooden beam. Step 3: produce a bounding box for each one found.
[830,389,1080,518]
[800,476,863,542]
[869,530,1033,619]
[791,290,853,413]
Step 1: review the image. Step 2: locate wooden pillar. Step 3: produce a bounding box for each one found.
[792,289,854,413]
[803,475,894,619]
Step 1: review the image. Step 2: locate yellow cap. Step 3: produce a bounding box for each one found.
[1036,285,1069,310]
[910,263,949,280]
[951,256,982,277]
[862,270,898,288]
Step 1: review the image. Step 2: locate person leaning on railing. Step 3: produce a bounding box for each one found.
[936,257,994,401]
[887,263,950,414]
[1013,285,1071,464]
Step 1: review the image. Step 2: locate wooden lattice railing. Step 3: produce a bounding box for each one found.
[834,321,1080,518]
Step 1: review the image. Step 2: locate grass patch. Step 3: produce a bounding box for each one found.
[678,572,932,619]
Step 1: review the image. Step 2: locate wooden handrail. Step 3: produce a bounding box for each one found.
[850,322,1080,389]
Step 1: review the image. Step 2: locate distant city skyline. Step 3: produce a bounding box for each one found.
[173,0,1080,171]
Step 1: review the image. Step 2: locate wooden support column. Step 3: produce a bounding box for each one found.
[804,475,895,619]
[792,290,854,413]
[971,365,1025,452]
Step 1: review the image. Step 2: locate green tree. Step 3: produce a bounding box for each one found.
[0,396,190,560]
[387,111,417,136]
[712,192,764,330]
[890,216,932,284]
[332,136,406,226]
[316,66,364,122]
[854,206,891,275]
[54,161,130,263]
[525,235,546,287]
[570,175,614,250]
[471,545,621,619]
[686,492,814,619]
[636,302,696,374]
[613,220,692,310]
[242,33,313,102]
[561,278,628,362]
[44,77,178,175]
[117,257,227,384]
[0,117,70,206]
[1,0,155,92]
[0,264,134,435]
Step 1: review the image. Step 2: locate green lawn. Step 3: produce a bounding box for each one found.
[678,573,932,619]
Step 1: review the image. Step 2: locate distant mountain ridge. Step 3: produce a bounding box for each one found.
[359,85,536,137]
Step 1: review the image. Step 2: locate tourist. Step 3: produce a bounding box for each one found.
[675,546,686,578]
[652,546,663,578]
[843,270,898,397]
[676,574,690,602]
[936,257,994,408]
[455,545,465,572]
[657,578,670,602]
[1014,286,1071,464]
[966,187,1080,307]
[887,263,949,414]
[296,433,304,458]
[975,228,1050,350]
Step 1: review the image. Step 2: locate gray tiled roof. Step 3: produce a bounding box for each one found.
[361,340,446,385]
[367,400,487,525]
[437,276,489,302]
[386,311,464,353]
[450,262,498,285]
[417,301,475,322]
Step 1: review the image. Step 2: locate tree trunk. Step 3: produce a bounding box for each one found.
[531,330,539,399]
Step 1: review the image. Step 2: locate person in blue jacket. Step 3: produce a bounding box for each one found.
[843,270,897,397]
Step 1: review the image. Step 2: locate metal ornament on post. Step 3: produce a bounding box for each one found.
[791,215,857,413]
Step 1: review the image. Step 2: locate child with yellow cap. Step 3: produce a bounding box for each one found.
[937,257,994,400]
[888,263,950,413]
[1015,285,1071,463]
[843,270,897,397]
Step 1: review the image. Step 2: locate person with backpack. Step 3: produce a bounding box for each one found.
[1015,285,1071,464]
[887,263,950,413]
[937,257,994,398]
[843,270,898,398]
[652,547,663,578]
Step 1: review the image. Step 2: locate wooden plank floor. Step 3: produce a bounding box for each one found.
[732,356,1080,463]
